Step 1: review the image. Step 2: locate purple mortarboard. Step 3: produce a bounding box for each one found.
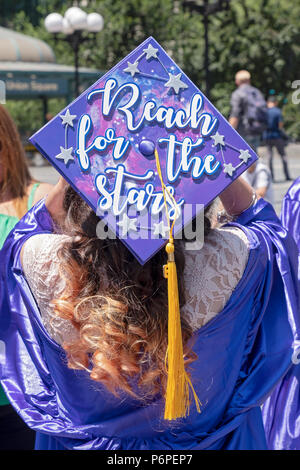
[30,36,257,265]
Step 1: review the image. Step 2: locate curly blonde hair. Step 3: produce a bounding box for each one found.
[52,187,210,400]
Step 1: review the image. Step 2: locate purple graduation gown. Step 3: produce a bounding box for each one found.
[262,177,300,450]
[0,198,299,450]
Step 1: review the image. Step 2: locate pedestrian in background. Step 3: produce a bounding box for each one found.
[264,96,292,182]
[229,70,268,153]
[0,103,52,450]
[242,159,274,205]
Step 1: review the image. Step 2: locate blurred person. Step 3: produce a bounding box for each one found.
[241,160,274,205]
[32,114,54,168]
[0,173,298,449]
[229,70,268,153]
[264,96,291,182]
[0,104,52,450]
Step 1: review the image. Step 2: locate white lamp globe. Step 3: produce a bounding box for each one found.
[87,13,104,32]
[44,13,64,33]
[62,18,74,35]
[64,7,82,21]
[66,8,88,30]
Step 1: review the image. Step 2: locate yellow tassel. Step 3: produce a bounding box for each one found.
[154,150,201,421]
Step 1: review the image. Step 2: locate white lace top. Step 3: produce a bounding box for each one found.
[22,226,249,345]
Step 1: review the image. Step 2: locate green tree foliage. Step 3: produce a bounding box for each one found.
[4,0,300,139]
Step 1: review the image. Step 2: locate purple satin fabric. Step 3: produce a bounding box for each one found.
[281,177,300,272]
[262,177,300,449]
[0,198,299,450]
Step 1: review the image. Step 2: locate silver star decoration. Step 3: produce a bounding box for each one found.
[124,61,140,77]
[238,149,252,164]
[143,43,159,60]
[223,163,235,177]
[164,73,188,94]
[117,213,138,237]
[55,146,74,165]
[60,109,77,127]
[211,132,225,147]
[153,221,169,237]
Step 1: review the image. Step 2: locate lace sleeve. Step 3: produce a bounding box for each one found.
[22,227,249,343]
[182,226,250,331]
[22,234,78,346]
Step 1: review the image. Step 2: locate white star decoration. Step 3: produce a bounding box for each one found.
[117,213,138,236]
[211,132,225,147]
[210,133,252,177]
[55,110,76,166]
[55,146,74,165]
[153,221,169,237]
[223,163,235,177]
[164,73,188,94]
[60,109,77,127]
[124,61,140,77]
[238,149,252,164]
[143,44,159,60]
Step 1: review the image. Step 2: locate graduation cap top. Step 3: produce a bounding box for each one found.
[30,37,257,421]
[30,36,257,265]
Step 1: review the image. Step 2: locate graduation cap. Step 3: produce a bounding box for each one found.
[30,37,257,421]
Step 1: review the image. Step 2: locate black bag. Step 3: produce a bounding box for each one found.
[242,87,268,135]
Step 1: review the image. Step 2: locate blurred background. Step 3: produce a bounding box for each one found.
[1,0,300,212]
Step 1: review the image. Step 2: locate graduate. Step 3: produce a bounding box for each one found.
[0,38,299,450]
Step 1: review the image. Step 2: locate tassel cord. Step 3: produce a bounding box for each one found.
[154,149,201,420]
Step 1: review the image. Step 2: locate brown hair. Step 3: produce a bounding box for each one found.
[0,104,31,217]
[52,187,211,400]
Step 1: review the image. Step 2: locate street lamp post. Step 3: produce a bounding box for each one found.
[203,0,210,99]
[45,7,104,97]
[183,0,231,99]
